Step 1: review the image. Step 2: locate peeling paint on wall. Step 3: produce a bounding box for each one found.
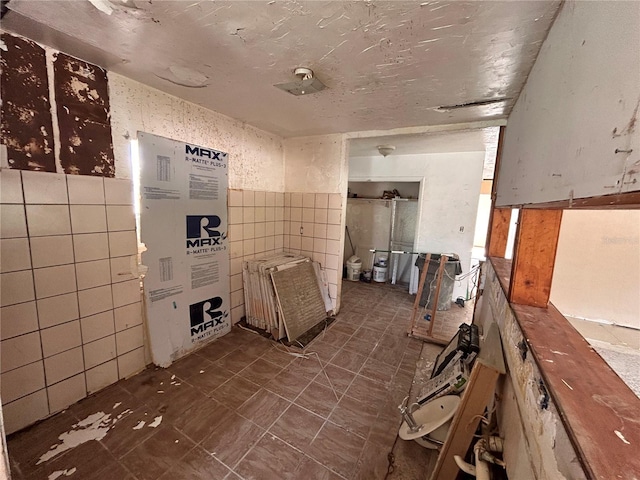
[53,53,114,176]
[0,33,56,171]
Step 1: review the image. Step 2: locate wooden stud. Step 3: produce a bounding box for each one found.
[407,253,431,334]
[509,209,563,308]
[487,208,512,257]
[426,255,448,337]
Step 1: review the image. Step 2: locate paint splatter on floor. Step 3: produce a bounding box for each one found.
[48,467,76,479]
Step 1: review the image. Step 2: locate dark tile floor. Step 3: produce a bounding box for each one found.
[8,282,427,480]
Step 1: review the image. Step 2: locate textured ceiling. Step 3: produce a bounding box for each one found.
[3,0,560,137]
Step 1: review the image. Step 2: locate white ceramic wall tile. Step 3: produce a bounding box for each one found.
[275,207,284,221]
[40,320,82,358]
[243,207,255,224]
[78,285,113,317]
[327,224,341,240]
[110,255,138,283]
[275,235,284,250]
[22,171,68,204]
[44,346,84,385]
[255,207,266,222]
[117,347,145,379]
[291,193,303,207]
[0,361,45,403]
[81,310,116,343]
[325,269,339,284]
[329,283,338,300]
[112,279,140,308]
[265,192,275,206]
[276,193,284,207]
[30,235,74,268]
[26,205,71,237]
[0,169,23,203]
[326,239,342,255]
[329,193,342,209]
[0,204,28,238]
[74,232,109,262]
[275,221,284,235]
[313,238,327,253]
[290,207,302,222]
[230,241,242,259]
[284,192,291,207]
[0,238,31,273]
[228,206,242,224]
[76,259,111,290]
[265,236,275,251]
[265,207,275,222]
[301,237,314,251]
[254,191,266,206]
[243,223,255,240]
[314,209,328,224]
[114,302,142,332]
[315,193,329,209]
[228,223,242,241]
[230,290,244,309]
[289,235,301,250]
[229,273,242,293]
[230,257,243,276]
[325,255,340,271]
[33,264,76,299]
[327,209,341,225]
[242,239,255,256]
[1,331,42,373]
[84,335,116,369]
[242,190,255,207]
[116,325,143,355]
[231,305,245,324]
[1,301,38,339]
[86,360,118,394]
[0,270,35,307]
[303,193,315,208]
[47,373,86,413]
[228,189,243,207]
[302,208,314,223]
[106,205,136,231]
[254,237,266,254]
[302,222,314,237]
[108,231,137,257]
[3,389,49,435]
[104,178,133,205]
[314,224,328,239]
[70,205,107,234]
[67,175,105,205]
[37,292,79,328]
[255,222,266,238]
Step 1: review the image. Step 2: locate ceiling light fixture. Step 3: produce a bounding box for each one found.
[274,67,327,96]
[377,145,396,157]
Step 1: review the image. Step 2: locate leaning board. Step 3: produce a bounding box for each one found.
[271,262,327,342]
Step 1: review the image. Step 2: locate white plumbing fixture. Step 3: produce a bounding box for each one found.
[398,395,461,449]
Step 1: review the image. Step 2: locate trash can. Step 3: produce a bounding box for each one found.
[346,255,362,282]
[415,254,461,310]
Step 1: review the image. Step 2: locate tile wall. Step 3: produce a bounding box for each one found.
[283,193,343,309]
[227,190,286,324]
[227,190,344,324]
[0,170,145,434]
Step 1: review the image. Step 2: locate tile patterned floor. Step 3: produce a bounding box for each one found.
[8,282,425,480]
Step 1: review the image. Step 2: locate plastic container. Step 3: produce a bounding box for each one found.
[373,264,387,282]
[346,255,362,282]
[377,255,388,267]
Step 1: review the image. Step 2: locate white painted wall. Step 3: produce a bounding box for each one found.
[551,210,640,329]
[350,152,485,301]
[108,73,285,190]
[498,1,640,206]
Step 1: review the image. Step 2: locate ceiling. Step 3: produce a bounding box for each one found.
[3,0,560,138]
[349,126,499,178]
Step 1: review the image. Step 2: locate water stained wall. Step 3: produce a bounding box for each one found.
[0,33,56,171]
[0,32,114,177]
[53,53,114,176]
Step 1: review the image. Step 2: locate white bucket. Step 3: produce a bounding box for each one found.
[378,256,388,267]
[373,265,387,283]
[346,256,362,282]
